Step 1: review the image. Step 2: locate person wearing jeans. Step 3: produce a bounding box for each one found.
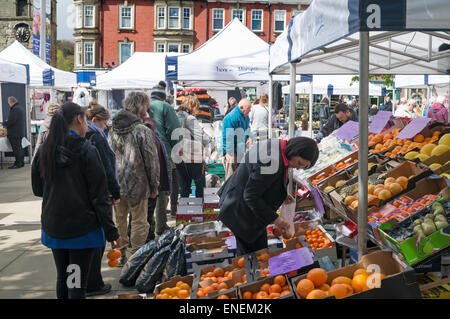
[176,95,211,199]
[32,102,121,299]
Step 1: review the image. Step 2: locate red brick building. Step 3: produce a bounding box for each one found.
[73,0,311,71]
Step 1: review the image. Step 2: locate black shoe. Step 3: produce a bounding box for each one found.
[117,256,128,267]
[8,164,21,169]
[86,283,112,297]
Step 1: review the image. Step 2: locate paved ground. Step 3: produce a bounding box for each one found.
[0,165,175,299]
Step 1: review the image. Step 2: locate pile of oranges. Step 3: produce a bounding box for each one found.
[106,249,121,268]
[197,265,247,298]
[241,275,291,299]
[155,281,191,299]
[335,159,358,170]
[304,229,332,250]
[296,267,385,299]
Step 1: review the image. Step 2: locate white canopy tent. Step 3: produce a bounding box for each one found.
[96,52,181,89]
[269,0,450,260]
[0,58,28,84]
[394,74,450,88]
[281,75,385,96]
[0,41,76,87]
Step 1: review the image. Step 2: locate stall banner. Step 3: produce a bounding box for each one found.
[32,0,41,57]
[45,0,51,62]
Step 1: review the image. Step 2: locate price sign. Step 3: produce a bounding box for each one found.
[336,121,359,141]
[369,111,393,134]
[396,118,431,140]
[268,248,314,276]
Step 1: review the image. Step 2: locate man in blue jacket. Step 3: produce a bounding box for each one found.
[222,98,252,180]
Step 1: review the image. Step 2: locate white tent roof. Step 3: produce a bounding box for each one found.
[269,0,450,75]
[394,74,450,88]
[0,58,27,84]
[96,52,180,89]
[281,75,385,96]
[166,19,270,83]
[0,41,76,87]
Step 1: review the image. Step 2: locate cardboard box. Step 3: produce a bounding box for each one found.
[183,222,218,241]
[203,194,220,209]
[422,149,450,175]
[290,250,422,299]
[179,198,203,206]
[318,171,354,204]
[417,273,450,299]
[204,187,220,195]
[187,258,233,275]
[237,275,294,299]
[307,164,339,186]
[204,288,238,299]
[296,225,338,263]
[185,236,232,263]
[153,275,195,298]
[385,161,431,187]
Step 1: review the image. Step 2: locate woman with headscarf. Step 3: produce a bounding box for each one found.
[218,137,319,255]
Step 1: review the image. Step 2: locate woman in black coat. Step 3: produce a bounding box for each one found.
[218,137,319,256]
[32,102,121,299]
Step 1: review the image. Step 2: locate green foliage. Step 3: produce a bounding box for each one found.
[56,40,74,72]
[350,75,394,88]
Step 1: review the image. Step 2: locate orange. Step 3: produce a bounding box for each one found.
[318,284,330,291]
[210,283,219,291]
[384,177,396,185]
[178,289,190,299]
[396,176,408,189]
[269,284,282,294]
[306,289,328,299]
[260,283,271,293]
[378,189,392,201]
[243,274,247,283]
[171,287,181,295]
[389,183,403,195]
[344,195,357,206]
[352,274,369,293]
[233,282,242,287]
[307,268,328,287]
[213,267,224,278]
[107,249,122,260]
[331,276,352,286]
[373,187,384,197]
[238,257,245,268]
[206,272,214,278]
[274,275,286,286]
[368,184,375,195]
[281,285,290,291]
[217,294,229,299]
[255,291,269,299]
[259,253,270,262]
[243,291,253,299]
[296,279,315,298]
[176,281,185,288]
[203,286,214,295]
[179,283,190,291]
[218,282,228,291]
[280,290,291,297]
[328,284,353,299]
[158,293,169,299]
[227,272,233,279]
[353,268,369,278]
[413,134,424,143]
[269,292,281,299]
[108,259,118,267]
[197,288,205,298]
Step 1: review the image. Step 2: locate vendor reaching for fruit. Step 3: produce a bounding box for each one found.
[315,103,358,143]
[218,137,319,255]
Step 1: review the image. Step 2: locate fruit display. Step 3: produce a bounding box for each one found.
[197,264,248,298]
[107,249,121,268]
[240,275,292,299]
[155,280,192,299]
[304,228,333,250]
[294,267,385,299]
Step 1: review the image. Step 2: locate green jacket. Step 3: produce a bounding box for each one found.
[150,98,181,158]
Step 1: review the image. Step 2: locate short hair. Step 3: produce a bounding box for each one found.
[334,103,349,114]
[238,98,251,108]
[86,100,110,121]
[429,96,437,104]
[123,91,150,115]
[436,95,446,105]
[8,96,17,104]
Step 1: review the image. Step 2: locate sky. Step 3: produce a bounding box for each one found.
[57,0,74,41]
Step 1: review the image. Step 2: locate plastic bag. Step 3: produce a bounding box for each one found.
[157,228,176,249]
[119,240,158,287]
[161,240,187,281]
[135,238,180,293]
[280,202,296,236]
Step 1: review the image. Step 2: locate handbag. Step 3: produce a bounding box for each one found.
[181,115,205,164]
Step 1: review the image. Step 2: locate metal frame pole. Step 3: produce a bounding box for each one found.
[309,80,313,138]
[173,82,178,108]
[268,75,273,138]
[288,63,296,194]
[358,32,369,260]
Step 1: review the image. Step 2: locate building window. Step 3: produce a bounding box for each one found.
[157,7,166,29]
[231,9,244,23]
[156,42,165,52]
[251,9,263,32]
[183,7,191,29]
[75,42,82,66]
[84,5,94,28]
[212,8,224,30]
[119,42,133,64]
[75,5,82,29]
[274,10,286,32]
[182,44,191,53]
[119,6,133,29]
[168,7,180,29]
[168,43,179,52]
[84,42,94,66]
[17,0,28,17]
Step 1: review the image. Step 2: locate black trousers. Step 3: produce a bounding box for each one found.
[86,246,105,292]
[176,162,205,198]
[7,135,24,166]
[51,248,96,299]
[235,231,268,257]
[170,167,179,214]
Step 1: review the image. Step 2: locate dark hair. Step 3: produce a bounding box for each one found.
[39,102,85,184]
[334,103,349,114]
[285,137,319,168]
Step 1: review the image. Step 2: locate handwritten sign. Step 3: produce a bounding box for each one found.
[336,121,359,141]
[369,111,393,134]
[268,248,314,276]
[396,117,431,140]
[225,236,236,250]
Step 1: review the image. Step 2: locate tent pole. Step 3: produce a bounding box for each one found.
[288,63,296,194]
[358,32,369,261]
[309,80,313,138]
[268,75,273,138]
[448,81,450,123]
[173,82,178,108]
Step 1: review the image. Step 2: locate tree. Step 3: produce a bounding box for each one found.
[350,75,394,88]
[56,40,74,72]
